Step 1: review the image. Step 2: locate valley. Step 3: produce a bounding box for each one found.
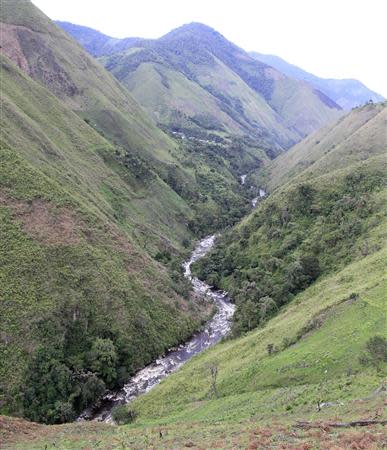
[79,235,235,423]
[0,1,386,448]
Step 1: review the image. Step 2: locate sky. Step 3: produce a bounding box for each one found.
[32,0,386,97]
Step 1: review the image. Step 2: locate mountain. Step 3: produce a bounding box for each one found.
[4,103,386,447]
[4,2,264,238]
[0,0,216,423]
[250,51,385,110]
[58,21,343,154]
[266,101,387,190]
[194,102,386,332]
[56,21,141,57]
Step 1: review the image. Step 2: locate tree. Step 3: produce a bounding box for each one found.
[299,255,320,283]
[111,405,137,424]
[258,296,277,323]
[286,255,320,292]
[23,346,75,424]
[75,371,106,410]
[241,299,258,331]
[89,338,118,384]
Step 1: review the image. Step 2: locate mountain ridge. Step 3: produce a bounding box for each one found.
[58,20,343,152]
[250,51,385,109]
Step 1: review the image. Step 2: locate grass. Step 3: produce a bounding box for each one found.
[127,242,386,423]
[266,102,387,190]
[0,55,209,419]
[2,395,386,449]
[3,241,382,446]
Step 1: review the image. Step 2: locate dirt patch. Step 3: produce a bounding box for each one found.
[0,22,79,99]
[1,194,83,245]
[0,23,30,73]
[0,415,44,446]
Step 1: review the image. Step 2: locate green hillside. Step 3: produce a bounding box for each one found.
[265,102,387,190]
[60,22,343,154]
[0,53,212,424]
[0,0,177,166]
[194,103,386,335]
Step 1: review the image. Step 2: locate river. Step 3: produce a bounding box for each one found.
[78,235,235,423]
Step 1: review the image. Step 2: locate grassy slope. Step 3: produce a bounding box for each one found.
[119,60,242,133]
[0,53,211,419]
[5,106,384,447]
[107,52,299,150]
[99,23,342,153]
[266,102,387,190]
[4,226,386,447]
[0,0,178,165]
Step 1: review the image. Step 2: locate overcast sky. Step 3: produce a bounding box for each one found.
[32,0,386,97]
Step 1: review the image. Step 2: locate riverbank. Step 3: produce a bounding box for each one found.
[78,236,235,422]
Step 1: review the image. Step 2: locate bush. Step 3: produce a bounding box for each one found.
[111,404,137,424]
[89,338,118,385]
[359,336,387,371]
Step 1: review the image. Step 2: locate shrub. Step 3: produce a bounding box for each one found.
[89,338,118,385]
[111,404,137,424]
[359,336,387,371]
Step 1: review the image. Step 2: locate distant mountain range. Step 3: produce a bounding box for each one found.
[250,52,384,110]
[58,21,384,117]
[57,21,343,153]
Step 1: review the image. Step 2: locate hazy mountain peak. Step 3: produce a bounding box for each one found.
[250,51,385,109]
[164,21,218,35]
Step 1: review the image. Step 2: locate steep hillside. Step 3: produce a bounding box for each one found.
[194,103,386,335]
[1,0,256,236]
[0,52,211,424]
[250,51,385,110]
[0,1,178,167]
[266,102,387,190]
[59,21,342,152]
